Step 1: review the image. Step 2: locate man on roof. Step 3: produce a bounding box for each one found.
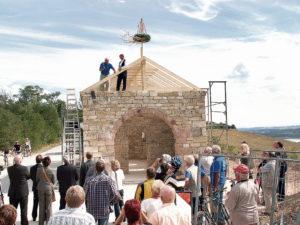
[99,58,116,80]
[116,54,127,91]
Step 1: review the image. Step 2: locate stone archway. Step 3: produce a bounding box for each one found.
[114,109,176,173]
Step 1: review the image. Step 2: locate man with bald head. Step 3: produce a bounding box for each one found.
[149,185,191,225]
[99,58,116,80]
[8,155,30,225]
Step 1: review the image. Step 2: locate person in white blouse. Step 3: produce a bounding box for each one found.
[48,185,95,225]
[25,138,32,156]
[199,146,214,174]
[141,180,164,217]
[110,160,125,219]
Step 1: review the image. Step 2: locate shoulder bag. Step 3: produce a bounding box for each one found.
[42,168,56,202]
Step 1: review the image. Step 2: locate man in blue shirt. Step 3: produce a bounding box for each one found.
[99,58,116,80]
[210,145,227,225]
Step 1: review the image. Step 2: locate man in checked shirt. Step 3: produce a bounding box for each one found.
[85,160,121,225]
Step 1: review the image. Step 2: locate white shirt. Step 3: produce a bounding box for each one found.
[25,140,31,149]
[199,156,214,174]
[149,203,191,225]
[141,198,163,217]
[48,206,95,225]
[110,169,125,190]
[185,165,201,197]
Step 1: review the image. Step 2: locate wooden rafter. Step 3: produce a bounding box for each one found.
[81,56,200,93]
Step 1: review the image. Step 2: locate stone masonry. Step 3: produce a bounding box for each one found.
[81,90,207,172]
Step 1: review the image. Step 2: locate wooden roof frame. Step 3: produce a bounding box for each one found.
[81,56,200,93]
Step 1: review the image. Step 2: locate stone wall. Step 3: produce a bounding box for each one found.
[81,90,207,172]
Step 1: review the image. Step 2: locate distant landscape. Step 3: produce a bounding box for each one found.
[239,126,300,142]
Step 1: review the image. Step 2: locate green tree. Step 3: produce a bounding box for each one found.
[0,85,64,152]
[15,85,44,104]
[0,108,22,150]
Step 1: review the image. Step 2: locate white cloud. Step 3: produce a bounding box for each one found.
[0,25,110,48]
[227,63,250,81]
[276,3,300,14]
[164,0,229,21]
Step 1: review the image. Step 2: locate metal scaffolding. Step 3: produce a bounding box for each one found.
[62,89,83,166]
[207,81,229,149]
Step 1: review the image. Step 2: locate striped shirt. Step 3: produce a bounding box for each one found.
[85,172,120,219]
[48,206,95,225]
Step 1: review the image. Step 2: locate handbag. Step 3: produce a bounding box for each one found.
[42,168,56,202]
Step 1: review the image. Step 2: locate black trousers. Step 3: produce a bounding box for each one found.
[32,190,39,220]
[277,178,285,201]
[10,196,29,225]
[116,73,127,91]
[59,192,66,210]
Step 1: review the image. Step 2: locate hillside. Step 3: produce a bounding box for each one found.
[240,126,300,139]
[213,129,300,152]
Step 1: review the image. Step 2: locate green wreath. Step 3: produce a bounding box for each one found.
[133,33,151,43]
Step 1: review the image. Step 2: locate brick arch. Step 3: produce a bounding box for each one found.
[112,108,190,172]
[112,107,183,143]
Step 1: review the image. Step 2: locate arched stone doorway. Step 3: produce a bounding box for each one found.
[114,111,175,173]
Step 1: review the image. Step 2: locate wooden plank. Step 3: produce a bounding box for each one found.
[145,57,199,89]
[147,76,169,88]
[147,70,183,88]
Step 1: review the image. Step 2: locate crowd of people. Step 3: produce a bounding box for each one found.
[0,141,289,225]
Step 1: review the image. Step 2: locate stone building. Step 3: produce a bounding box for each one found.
[80,56,207,172]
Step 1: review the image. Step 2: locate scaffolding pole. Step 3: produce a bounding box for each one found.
[207,81,229,149]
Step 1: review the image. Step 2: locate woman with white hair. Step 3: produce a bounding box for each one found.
[199,146,214,175]
[184,155,206,215]
[110,160,125,219]
[141,180,164,217]
[240,143,254,178]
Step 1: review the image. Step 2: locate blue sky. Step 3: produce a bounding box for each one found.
[1,0,300,127]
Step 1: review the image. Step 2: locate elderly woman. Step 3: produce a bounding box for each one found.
[48,185,95,225]
[199,146,214,175]
[0,204,17,225]
[225,164,259,225]
[240,143,254,178]
[111,160,125,219]
[141,180,164,217]
[36,156,55,225]
[184,155,207,214]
